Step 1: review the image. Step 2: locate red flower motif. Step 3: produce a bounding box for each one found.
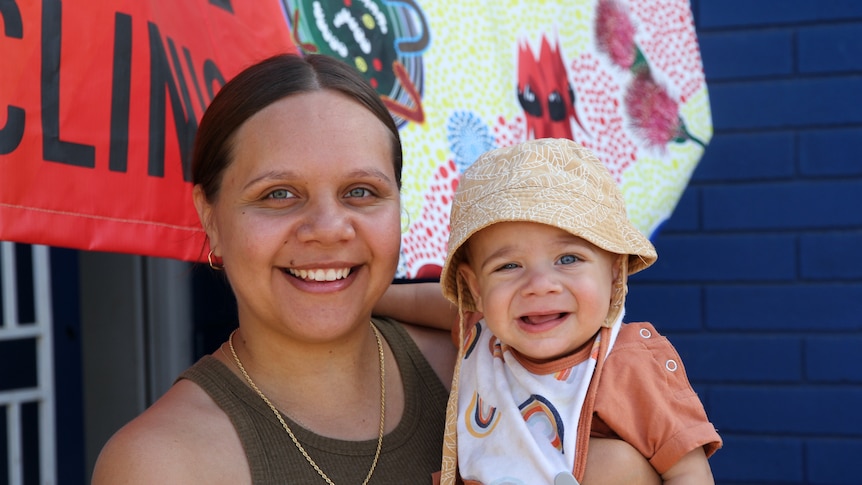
[625,72,705,149]
[625,72,680,147]
[595,0,637,70]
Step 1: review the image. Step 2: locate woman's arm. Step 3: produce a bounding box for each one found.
[374,281,458,330]
[402,323,458,391]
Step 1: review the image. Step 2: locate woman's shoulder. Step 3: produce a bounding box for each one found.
[92,374,249,484]
[398,320,458,392]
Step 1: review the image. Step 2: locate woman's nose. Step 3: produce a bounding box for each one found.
[295,200,355,244]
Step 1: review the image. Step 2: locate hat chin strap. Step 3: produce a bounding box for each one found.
[603,257,629,327]
[439,275,469,485]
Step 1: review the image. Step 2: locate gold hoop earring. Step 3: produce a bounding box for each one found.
[208,249,224,270]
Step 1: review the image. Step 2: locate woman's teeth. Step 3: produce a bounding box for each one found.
[289,268,351,281]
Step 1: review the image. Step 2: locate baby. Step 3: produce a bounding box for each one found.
[437,138,721,484]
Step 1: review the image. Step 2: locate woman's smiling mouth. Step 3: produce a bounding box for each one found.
[287,267,352,281]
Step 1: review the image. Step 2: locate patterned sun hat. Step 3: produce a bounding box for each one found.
[441,138,658,312]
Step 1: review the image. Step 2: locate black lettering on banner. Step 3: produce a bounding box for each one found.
[0,0,22,37]
[0,0,25,154]
[41,0,95,167]
[203,59,225,101]
[208,0,233,14]
[109,12,132,172]
[184,47,206,115]
[147,22,197,180]
[167,38,197,181]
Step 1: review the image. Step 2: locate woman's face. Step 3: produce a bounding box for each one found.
[195,90,402,342]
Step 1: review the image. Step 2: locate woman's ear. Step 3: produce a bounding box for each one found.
[193,185,219,251]
[458,262,484,313]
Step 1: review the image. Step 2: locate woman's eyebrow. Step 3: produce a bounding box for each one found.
[243,170,299,190]
[243,168,394,191]
[345,168,395,184]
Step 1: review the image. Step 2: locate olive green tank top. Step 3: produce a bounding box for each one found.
[178,317,449,484]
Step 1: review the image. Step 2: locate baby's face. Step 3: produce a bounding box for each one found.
[459,221,620,361]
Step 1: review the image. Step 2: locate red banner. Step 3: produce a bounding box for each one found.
[0,0,296,261]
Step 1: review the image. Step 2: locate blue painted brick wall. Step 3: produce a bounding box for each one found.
[625,1,862,483]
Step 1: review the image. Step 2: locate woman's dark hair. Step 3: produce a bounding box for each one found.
[192,53,403,201]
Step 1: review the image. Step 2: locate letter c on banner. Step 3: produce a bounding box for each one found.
[0,0,25,154]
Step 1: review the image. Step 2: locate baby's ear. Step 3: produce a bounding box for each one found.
[457,263,484,313]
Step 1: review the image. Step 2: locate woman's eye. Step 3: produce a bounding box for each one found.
[346,187,372,198]
[267,189,293,200]
[559,254,579,265]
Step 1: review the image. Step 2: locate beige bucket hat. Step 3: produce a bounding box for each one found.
[440,137,658,320]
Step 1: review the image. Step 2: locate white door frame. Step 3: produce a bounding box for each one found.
[1,242,56,485]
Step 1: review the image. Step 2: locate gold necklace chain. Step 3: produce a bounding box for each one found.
[228,323,385,485]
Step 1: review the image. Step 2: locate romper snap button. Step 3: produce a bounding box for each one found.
[639,328,652,338]
[666,360,678,372]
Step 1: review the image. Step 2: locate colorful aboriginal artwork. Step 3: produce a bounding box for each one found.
[281,0,711,279]
[283,0,429,125]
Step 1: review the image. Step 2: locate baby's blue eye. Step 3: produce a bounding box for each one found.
[497,262,519,271]
[559,254,578,265]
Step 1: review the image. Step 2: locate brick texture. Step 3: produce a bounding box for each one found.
[624,1,862,483]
